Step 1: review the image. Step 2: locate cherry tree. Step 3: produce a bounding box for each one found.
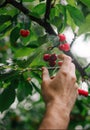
[0,0,90,129]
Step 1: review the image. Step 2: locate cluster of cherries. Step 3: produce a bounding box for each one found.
[43,53,57,67]
[43,34,70,67]
[58,34,70,51]
[19,30,89,97]
[43,53,63,67]
[20,29,30,37]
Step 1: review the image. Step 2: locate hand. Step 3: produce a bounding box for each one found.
[41,54,78,114]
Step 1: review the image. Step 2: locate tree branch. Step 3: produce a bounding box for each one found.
[6,0,56,35]
[64,51,89,78]
[44,0,52,21]
[83,63,90,70]
[70,32,77,47]
[0,1,7,8]
[2,0,90,79]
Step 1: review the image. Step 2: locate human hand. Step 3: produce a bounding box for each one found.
[41,54,78,114]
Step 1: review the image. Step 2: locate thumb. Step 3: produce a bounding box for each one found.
[42,67,50,81]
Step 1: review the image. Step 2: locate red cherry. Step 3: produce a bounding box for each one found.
[58,43,70,51]
[58,34,66,42]
[58,44,64,50]
[43,54,50,61]
[49,54,57,61]
[78,89,88,97]
[49,61,56,67]
[58,61,63,66]
[20,29,30,37]
[63,43,70,51]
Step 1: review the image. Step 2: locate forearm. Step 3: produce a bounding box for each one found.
[39,102,70,129]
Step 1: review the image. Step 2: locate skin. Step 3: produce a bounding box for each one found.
[39,54,78,130]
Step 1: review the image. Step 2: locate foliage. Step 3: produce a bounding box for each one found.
[0,0,90,129]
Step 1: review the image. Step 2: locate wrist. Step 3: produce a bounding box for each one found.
[46,100,70,123]
[39,100,70,129]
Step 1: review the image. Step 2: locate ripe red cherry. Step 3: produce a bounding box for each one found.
[58,43,70,51]
[58,61,63,66]
[43,54,50,61]
[20,29,30,37]
[78,89,88,97]
[49,61,56,67]
[58,44,64,50]
[58,34,66,42]
[49,54,57,61]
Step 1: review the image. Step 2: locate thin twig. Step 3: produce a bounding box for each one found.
[30,66,60,71]
[83,63,90,70]
[70,32,77,47]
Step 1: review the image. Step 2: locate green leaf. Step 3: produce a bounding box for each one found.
[30,71,42,82]
[31,81,41,95]
[16,50,40,68]
[37,35,48,46]
[66,5,85,26]
[0,15,12,25]
[32,3,46,15]
[85,65,90,76]
[67,0,76,7]
[16,43,49,68]
[66,10,76,30]
[10,27,20,46]
[0,69,19,82]
[31,23,44,37]
[0,22,12,35]
[0,21,11,34]
[26,41,39,48]
[80,0,90,8]
[50,4,65,20]
[0,85,15,112]
[14,47,35,58]
[78,15,90,35]
[17,79,33,102]
[47,35,60,47]
[50,4,66,32]
[27,35,48,48]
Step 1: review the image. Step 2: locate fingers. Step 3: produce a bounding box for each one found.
[57,54,73,75]
[73,83,79,98]
[42,67,50,81]
[58,54,72,64]
[58,54,72,70]
[70,63,76,80]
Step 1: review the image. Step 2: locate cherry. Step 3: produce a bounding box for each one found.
[78,89,88,97]
[58,61,63,66]
[49,60,56,67]
[58,34,66,42]
[58,44,64,51]
[49,54,57,61]
[43,54,50,61]
[20,29,30,37]
[58,43,70,51]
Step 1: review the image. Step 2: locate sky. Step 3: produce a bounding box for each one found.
[64,28,90,64]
